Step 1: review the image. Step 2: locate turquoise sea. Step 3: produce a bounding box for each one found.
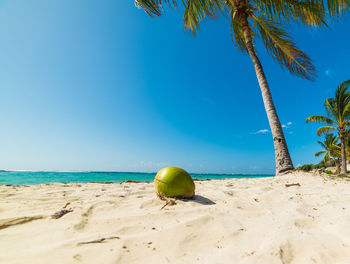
[0,171,274,185]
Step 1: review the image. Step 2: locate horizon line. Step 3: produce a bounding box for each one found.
[0,169,274,176]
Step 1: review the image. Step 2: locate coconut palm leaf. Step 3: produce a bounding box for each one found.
[329,144,341,158]
[252,15,316,80]
[315,134,340,164]
[321,80,350,125]
[335,80,350,117]
[305,115,335,125]
[337,80,350,117]
[183,0,224,33]
[135,0,224,32]
[316,140,327,148]
[135,0,177,17]
[324,98,339,120]
[254,0,327,27]
[315,150,327,157]
[316,126,337,136]
[324,0,350,16]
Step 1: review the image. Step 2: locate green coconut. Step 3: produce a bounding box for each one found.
[154,167,195,199]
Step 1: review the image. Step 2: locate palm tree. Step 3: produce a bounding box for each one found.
[134,0,328,175]
[306,80,350,175]
[315,133,340,167]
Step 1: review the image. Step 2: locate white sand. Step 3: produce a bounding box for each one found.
[1,171,350,264]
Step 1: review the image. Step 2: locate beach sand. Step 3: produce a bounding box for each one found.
[1,171,350,264]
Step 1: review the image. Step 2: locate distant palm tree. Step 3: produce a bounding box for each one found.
[135,0,327,175]
[315,134,340,167]
[306,80,350,175]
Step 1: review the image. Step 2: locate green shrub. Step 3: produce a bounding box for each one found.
[319,169,333,175]
[297,164,313,171]
[312,163,326,170]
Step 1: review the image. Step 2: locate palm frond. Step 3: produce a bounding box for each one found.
[335,79,350,119]
[317,141,328,149]
[315,150,327,157]
[254,0,327,27]
[183,0,224,34]
[135,0,177,16]
[324,98,339,120]
[316,126,337,136]
[343,103,350,120]
[305,115,335,124]
[135,0,224,33]
[326,133,339,144]
[315,133,340,162]
[252,15,317,80]
[329,144,341,157]
[325,0,350,17]
[324,152,331,162]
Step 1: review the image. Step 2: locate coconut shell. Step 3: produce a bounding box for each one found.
[154,167,195,199]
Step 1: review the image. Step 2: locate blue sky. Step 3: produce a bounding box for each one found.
[0,0,349,174]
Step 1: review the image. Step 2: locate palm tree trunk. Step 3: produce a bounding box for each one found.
[340,136,347,175]
[240,15,294,175]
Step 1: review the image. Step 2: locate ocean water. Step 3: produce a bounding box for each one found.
[0,171,274,185]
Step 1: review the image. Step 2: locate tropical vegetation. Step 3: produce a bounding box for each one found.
[306,80,350,175]
[315,134,340,167]
[134,0,350,175]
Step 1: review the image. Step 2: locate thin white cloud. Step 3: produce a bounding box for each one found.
[325,68,335,77]
[251,129,269,134]
[282,122,293,129]
[252,122,292,134]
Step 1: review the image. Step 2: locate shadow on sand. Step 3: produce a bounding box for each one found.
[180,195,215,205]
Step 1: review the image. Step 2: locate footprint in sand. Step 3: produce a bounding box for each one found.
[279,241,294,264]
[74,201,116,230]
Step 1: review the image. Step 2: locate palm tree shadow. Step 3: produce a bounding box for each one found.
[180,195,215,205]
